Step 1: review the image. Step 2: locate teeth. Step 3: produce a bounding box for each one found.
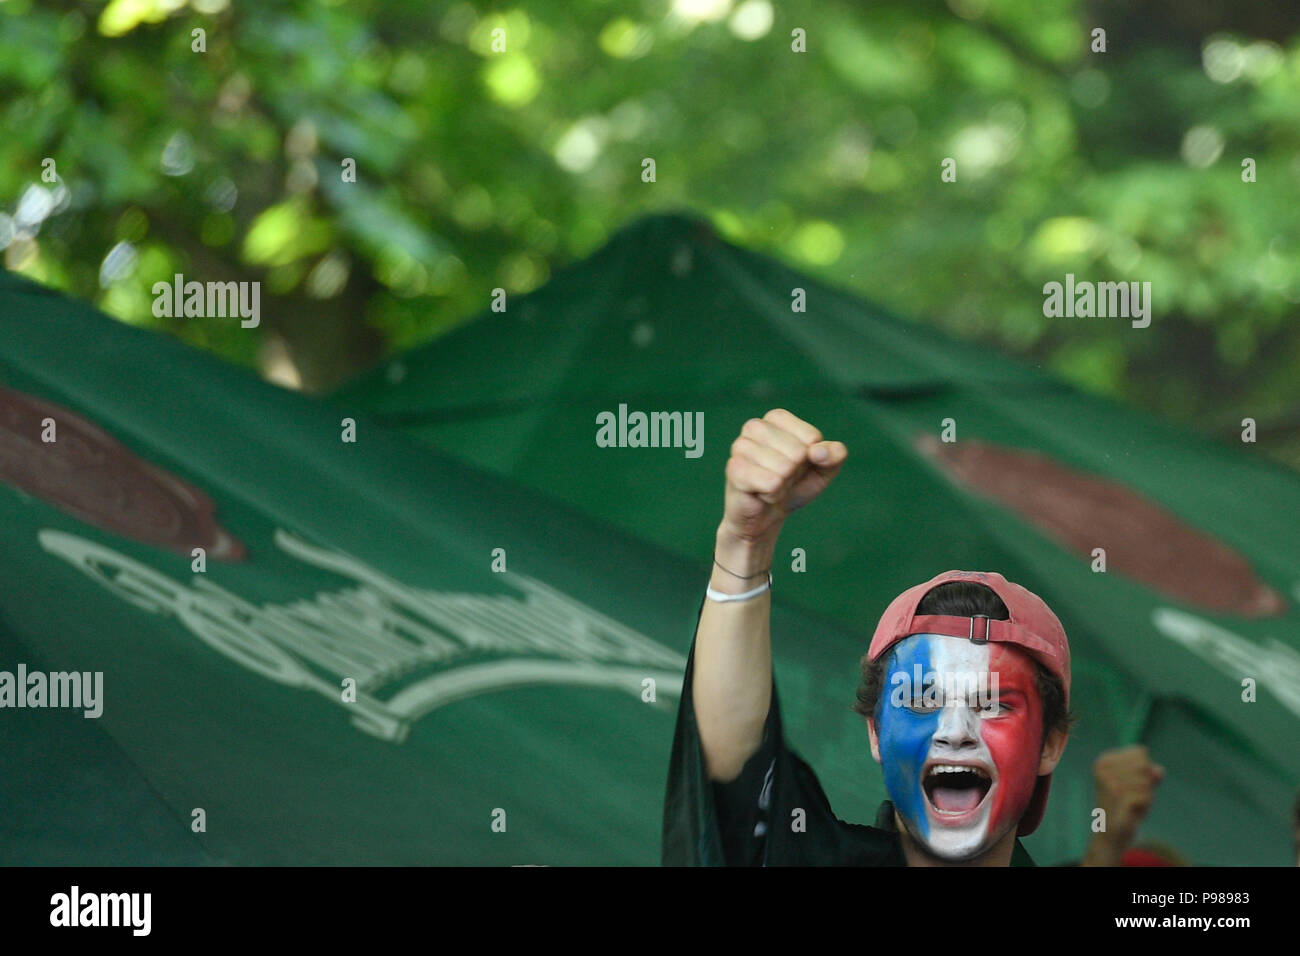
[927,764,990,779]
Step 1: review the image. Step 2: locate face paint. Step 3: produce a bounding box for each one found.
[982,642,1045,836]
[876,634,1044,860]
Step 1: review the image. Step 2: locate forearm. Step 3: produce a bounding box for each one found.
[692,525,777,783]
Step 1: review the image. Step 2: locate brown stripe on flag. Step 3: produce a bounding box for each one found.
[915,433,1283,617]
[0,386,245,561]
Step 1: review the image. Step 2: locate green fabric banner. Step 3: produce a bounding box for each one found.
[336,213,1300,865]
[1,264,868,865]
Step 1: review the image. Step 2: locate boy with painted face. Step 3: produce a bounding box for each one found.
[859,572,1071,865]
[663,408,1072,866]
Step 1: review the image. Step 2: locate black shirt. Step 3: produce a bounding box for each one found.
[662,597,1036,866]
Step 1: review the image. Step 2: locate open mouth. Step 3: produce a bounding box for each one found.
[923,764,992,816]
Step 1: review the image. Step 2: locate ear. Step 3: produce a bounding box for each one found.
[867,717,882,764]
[1038,725,1068,776]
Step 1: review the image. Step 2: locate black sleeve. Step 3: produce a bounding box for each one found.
[662,595,868,866]
[710,708,777,867]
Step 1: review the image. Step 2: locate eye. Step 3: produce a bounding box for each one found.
[977,698,1007,716]
[906,695,942,714]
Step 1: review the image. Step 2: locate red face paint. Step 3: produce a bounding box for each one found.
[982,643,1045,836]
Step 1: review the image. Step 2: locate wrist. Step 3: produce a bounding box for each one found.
[715,525,777,573]
[1082,829,1129,866]
[1081,842,1124,867]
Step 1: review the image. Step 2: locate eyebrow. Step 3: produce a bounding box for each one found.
[950,685,1030,705]
[985,673,1032,690]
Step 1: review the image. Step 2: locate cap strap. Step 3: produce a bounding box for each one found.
[907,614,1062,665]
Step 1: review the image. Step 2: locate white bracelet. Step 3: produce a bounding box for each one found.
[706,573,772,603]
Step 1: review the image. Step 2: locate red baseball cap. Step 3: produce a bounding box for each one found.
[867,569,1071,836]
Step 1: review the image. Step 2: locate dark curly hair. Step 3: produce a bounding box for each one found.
[852,581,1074,746]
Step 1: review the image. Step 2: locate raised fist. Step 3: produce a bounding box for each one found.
[1085,745,1166,865]
[720,408,847,546]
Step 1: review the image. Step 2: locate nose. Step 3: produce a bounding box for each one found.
[931,698,980,751]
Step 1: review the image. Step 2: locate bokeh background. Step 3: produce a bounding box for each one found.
[2,0,1298,466]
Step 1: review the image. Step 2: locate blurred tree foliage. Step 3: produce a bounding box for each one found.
[1,0,1298,466]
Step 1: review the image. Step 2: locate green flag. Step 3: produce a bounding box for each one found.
[1,265,864,865]
[337,213,1300,865]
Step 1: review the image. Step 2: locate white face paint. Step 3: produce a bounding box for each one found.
[913,638,996,860]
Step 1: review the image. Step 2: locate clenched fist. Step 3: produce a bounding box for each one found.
[719,408,848,548]
[1082,744,1166,865]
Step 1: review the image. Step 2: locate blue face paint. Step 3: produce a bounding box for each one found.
[877,636,939,840]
